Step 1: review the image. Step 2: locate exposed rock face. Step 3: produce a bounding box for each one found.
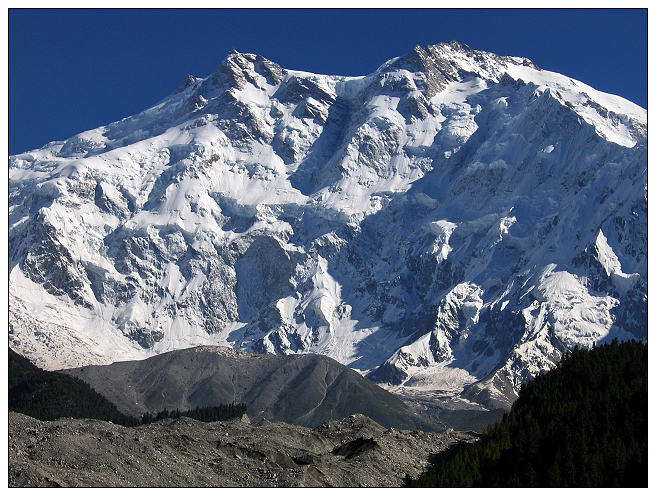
[9,41,647,410]
[61,346,433,431]
[8,411,479,487]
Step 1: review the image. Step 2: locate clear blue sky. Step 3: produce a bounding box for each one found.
[8,8,648,156]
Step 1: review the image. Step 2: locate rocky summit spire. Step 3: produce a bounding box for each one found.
[174,74,200,94]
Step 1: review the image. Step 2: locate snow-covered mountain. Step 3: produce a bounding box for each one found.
[9,41,647,409]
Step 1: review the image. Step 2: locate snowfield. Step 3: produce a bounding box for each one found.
[9,41,647,410]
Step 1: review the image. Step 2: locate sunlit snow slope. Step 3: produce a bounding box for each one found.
[9,41,647,409]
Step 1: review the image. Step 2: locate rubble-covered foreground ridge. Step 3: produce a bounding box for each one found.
[8,411,479,487]
[9,40,647,409]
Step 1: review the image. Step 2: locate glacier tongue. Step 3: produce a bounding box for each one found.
[9,42,646,410]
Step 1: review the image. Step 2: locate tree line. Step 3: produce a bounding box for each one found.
[9,348,245,427]
[140,404,247,424]
[405,339,647,487]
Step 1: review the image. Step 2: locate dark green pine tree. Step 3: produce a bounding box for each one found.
[405,339,647,488]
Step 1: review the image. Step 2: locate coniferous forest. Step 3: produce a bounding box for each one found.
[9,348,246,426]
[139,404,248,425]
[405,339,647,487]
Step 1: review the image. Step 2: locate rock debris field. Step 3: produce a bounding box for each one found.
[8,411,479,487]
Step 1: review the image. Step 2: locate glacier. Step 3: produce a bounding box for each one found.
[9,41,647,409]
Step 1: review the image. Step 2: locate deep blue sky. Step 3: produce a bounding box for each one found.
[8,8,648,156]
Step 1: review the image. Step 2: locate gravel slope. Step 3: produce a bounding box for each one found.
[61,345,433,430]
[8,411,478,487]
